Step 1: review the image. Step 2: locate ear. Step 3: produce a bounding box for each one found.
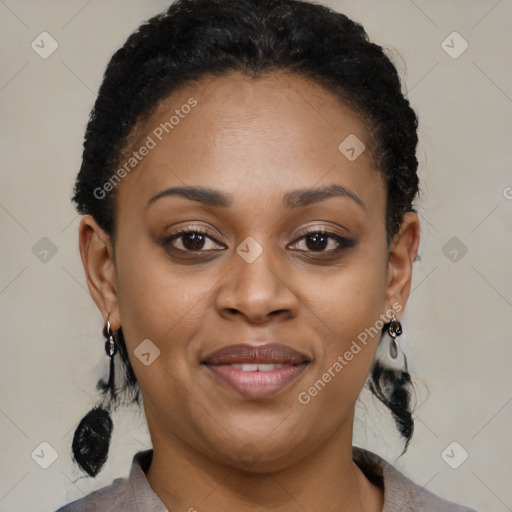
[78,215,121,330]
[385,212,420,315]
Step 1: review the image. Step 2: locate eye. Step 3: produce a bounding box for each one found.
[288,229,355,254]
[162,226,355,256]
[163,227,225,252]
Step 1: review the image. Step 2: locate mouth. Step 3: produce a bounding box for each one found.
[201,343,311,399]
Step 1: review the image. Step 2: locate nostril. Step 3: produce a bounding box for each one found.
[270,309,288,317]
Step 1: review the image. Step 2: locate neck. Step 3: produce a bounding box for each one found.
[145,418,383,512]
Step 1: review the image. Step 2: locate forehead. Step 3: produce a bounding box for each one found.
[114,70,384,221]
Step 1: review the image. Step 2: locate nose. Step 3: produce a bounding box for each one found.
[216,246,299,324]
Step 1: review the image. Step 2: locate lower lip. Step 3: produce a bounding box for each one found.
[204,364,309,399]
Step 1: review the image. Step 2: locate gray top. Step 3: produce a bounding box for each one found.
[55,447,478,512]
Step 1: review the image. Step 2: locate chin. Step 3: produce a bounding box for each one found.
[203,426,318,474]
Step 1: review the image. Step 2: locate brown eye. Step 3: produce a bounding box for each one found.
[179,231,207,251]
[289,230,356,254]
[163,228,225,252]
[304,232,329,251]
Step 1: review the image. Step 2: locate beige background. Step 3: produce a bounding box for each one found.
[1,1,511,511]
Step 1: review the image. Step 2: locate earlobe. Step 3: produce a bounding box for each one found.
[385,212,421,311]
[78,215,121,330]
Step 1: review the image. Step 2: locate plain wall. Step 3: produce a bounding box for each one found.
[1,1,511,511]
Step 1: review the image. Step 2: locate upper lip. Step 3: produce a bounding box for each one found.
[202,343,311,365]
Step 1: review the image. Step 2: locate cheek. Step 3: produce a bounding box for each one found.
[302,248,389,342]
[297,247,389,402]
[115,230,216,339]
[112,237,210,388]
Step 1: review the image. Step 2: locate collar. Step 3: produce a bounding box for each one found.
[126,446,455,512]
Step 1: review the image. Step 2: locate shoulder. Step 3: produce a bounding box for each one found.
[352,446,479,512]
[54,476,130,512]
[54,449,166,512]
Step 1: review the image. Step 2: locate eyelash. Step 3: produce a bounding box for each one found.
[162,226,355,255]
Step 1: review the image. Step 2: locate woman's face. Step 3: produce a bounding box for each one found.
[80,70,419,471]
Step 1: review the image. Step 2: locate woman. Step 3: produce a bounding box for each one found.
[56,0,478,510]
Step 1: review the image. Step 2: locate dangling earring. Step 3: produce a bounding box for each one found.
[388,312,402,360]
[375,312,408,372]
[370,313,414,450]
[71,319,118,477]
[104,320,118,401]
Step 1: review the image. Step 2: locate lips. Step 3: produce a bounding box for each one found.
[201,343,311,399]
[202,343,310,365]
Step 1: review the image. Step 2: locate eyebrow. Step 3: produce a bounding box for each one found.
[145,183,365,211]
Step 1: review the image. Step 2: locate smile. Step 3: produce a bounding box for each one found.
[201,343,311,398]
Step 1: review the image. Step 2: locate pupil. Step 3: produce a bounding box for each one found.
[306,232,327,251]
[184,233,205,250]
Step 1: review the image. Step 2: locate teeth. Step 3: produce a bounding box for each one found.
[231,363,287,371]
[257,363,282,371]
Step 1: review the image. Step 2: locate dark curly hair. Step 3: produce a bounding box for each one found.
[71,0,419,477]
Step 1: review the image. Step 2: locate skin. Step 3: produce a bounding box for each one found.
[79,70,420,512]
